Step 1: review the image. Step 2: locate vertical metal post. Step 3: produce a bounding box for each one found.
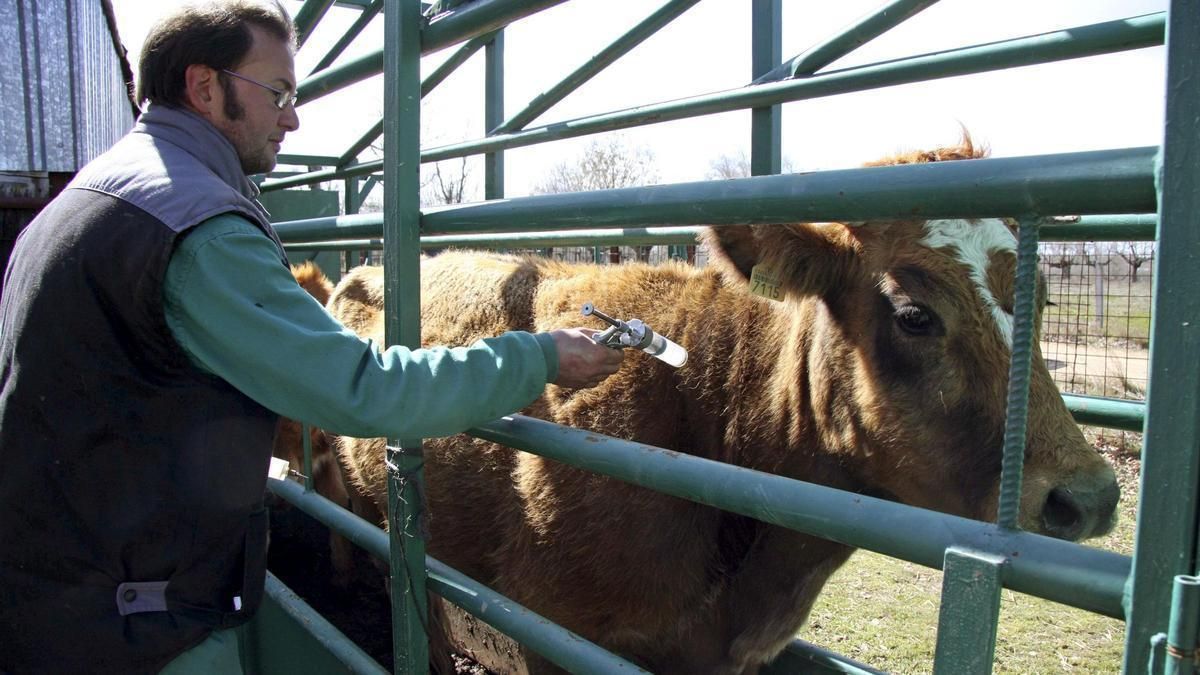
[933,548,1007,675]
[485,30,505,200]
[750,0,781,176]
[1165,576,1200,675]
[383,0,428,672]
[996,216,1040,529]
[1125,0,1200,669]
[344,177,358,273]
[301,423,314,491]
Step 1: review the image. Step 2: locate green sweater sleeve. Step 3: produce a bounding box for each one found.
[163,214,559,439]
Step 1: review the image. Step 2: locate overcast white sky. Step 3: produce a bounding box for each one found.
[110,0,1168,199]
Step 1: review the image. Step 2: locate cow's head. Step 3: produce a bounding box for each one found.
[701,138,1118,541]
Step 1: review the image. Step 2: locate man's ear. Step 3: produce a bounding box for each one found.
[183,64,218,117]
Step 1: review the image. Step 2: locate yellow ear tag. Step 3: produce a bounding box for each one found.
[749,263,783,302]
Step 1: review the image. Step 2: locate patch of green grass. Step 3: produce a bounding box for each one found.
[798,453,1139,673]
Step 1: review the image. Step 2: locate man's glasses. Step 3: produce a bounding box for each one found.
[220,69,297,110]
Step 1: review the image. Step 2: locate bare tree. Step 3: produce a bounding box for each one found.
[1045,248,1076,281]
[1116,241,1154,282]
[535,136,658,195]
[706,151,796,180]
[422,157,471,206]
[535,136,659,262]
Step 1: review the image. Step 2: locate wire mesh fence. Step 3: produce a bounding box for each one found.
[1039,241,1153,452]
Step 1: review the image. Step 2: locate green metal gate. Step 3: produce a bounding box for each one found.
[256,1,1198,672]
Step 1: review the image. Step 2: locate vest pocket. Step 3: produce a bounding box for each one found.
[225,506,268,624]
[165,506,269,629]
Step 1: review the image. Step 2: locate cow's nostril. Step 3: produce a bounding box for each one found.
[1042,487,1085,541]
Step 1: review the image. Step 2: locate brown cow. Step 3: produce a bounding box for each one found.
[316,139,1119,673]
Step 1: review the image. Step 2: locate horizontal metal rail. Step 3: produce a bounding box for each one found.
[419,13,1164,164]
[467,414,1130,619]
[422,147,1158,232]
[270,146,1156,238]
[1063,394,1145,432]
[265,13,1163,191]
[281,226,705,250]
[266,478,647,674]
[276,218,1156,249]
[1041,214,1157,241]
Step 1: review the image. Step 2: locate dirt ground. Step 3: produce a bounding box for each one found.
[1041,340,1149,389]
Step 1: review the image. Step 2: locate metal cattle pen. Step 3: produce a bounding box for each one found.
[249,1,1198,673]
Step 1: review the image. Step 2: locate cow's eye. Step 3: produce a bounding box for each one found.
[895,304,937,336]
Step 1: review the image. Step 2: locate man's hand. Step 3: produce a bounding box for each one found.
[548,328,624,389]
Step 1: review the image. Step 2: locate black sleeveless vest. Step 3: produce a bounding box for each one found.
[0,105,288,674]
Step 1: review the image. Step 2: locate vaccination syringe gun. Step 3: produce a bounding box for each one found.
[581,303,688,368]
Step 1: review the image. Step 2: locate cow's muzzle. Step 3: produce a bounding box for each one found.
[1040,476,1120,541]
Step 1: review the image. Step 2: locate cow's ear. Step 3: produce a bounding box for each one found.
[702,223,865,297]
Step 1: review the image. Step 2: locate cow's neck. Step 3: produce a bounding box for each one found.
[676,275,855,492]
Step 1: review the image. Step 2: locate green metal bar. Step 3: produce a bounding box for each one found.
[469,414,1131,618]
[426,29,498,97]
[484,30,504,199]
[326,31,480,170]
[493,0,702,134]
[311,0,383,74]
[294,0,560,107]
[343,177,359,273]
[421,0,565,54]
[292,0,336,47]
[754,0,941,83]
[296,49,382,107]
[426,558,648,674]
[261,160,381,191]
[258,573,390,675]
[288,239,384,252]
[276,152,340,166]
[275,219,1156,268]
[1166,576,1200,675]
[383,0,427,672]
[420,13,1164,164]
[337,123,383,169]
[420,147,1157,233]
[763,638,886,674]
[268,148,1156,236]
[1061,394,1145,432]
[326,34,494,169]
[933,548,1006,675]
[1125,1,1200,669]
[357,175,379,205]
[301,422,314,491]
[266,479,647,674]
[267,14,1164,193]
[996,217,1040,530]
[751,0,782,177]
[1040,214,1157,241]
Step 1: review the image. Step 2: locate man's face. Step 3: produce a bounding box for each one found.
[212,26,299,175]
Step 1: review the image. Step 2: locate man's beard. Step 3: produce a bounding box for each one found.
[219,74,274,175]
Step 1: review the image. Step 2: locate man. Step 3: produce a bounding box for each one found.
[0,1,622,672]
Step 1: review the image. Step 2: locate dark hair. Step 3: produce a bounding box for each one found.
[136,0,296,108]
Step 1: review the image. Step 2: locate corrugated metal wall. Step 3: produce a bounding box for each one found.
[0,0,135,172]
